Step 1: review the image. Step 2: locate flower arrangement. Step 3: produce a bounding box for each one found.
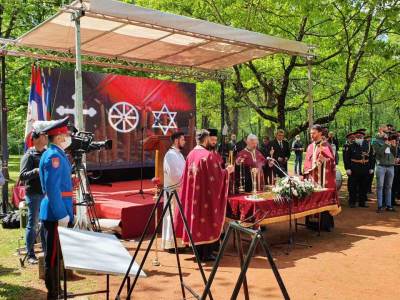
[272,176,315,200]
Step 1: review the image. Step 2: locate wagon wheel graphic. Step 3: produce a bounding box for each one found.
[108,102,139,133]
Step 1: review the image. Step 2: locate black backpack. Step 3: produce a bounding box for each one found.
[1,210,20,229]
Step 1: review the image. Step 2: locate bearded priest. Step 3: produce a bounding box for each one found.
[304,124,337,231]
[174,129,234,262]
[304,124,336,189]
[235,134,266,192]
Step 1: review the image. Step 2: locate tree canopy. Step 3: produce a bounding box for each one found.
[1,0,400,153]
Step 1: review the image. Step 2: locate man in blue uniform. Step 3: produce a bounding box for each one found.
[39,117,73,300]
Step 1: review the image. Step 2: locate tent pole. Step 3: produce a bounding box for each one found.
[220,80,225,133]
[307,57,313,130]
[72,7,87,228]
[220,79,226,157]
[0,55,8,214]
[72,9,84,132]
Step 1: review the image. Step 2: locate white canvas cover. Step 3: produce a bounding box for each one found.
[17,0,309,70]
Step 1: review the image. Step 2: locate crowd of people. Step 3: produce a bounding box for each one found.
[17,118,400,298]
[343,125,400,212]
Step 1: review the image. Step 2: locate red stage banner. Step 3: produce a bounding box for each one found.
[27,67,196,170]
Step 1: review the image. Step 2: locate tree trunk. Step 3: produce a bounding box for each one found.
[201,115,209,129]
[277,95,285,129]
[368,90,373,134]
[232,107,239,135]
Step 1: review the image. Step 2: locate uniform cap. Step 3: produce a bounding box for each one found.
[42,117,70,136]
[32,120,53,135]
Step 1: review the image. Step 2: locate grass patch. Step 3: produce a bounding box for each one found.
[0,226,98,299]
[0,227,47,299]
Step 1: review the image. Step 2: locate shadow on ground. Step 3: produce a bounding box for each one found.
[0,282,47,300]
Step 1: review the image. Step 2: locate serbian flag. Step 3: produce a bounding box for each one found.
[24,65,52,150]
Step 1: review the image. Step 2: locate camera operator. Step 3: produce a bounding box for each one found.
[372,125,397,213]
[19,122,48,264]
[39,117,74,300]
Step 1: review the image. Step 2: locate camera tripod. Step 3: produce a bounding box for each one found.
[116,186,212,300]
[72,150,101,232]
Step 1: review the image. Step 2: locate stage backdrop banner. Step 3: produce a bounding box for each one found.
[25,66,196,170]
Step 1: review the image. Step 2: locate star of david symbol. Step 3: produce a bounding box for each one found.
[152,104,177,135]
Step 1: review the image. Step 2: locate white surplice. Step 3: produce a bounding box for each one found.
[161,147,186,249]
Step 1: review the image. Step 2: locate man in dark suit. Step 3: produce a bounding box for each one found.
[269,129,291,177]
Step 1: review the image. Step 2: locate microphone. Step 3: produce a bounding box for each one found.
[266,157,275,161]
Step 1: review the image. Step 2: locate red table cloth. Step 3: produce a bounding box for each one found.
[226,189,341,225]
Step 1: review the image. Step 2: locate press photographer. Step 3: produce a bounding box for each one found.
[19,121,48,264]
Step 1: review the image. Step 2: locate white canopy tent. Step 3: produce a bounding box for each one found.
[17,0,309,70]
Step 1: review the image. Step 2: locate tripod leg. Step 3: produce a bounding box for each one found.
[200,225,233,300]
[230,233,258,300]
[81,166,101,232]
[173,190,213,300]
[260,236,290,300]
[168,199,186,299]
[286,199,294,255]
[126,193,175,298]
[236,231,249,300]
[116,191,169,298]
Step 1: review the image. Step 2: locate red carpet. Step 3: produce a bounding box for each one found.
[92,180,163,239]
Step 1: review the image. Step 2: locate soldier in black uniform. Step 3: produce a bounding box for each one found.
[344,131,375,208]
[343,132,355,206]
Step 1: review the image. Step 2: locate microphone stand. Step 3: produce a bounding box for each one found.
[267,157,310,254]
[126,126,154,198]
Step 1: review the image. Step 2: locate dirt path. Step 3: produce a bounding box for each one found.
[7,190,400,300]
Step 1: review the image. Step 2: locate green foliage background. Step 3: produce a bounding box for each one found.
[1,0,400,154]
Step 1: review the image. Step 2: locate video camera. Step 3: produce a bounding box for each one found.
[67,128,112,155]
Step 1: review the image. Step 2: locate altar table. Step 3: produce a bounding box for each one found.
[226,189,341,225]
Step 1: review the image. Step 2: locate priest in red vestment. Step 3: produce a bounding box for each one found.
[304,124,337,231]
[174,129,234,262]
[235,134,266,192]
[304,125,336,189]
[208,128,224,167]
